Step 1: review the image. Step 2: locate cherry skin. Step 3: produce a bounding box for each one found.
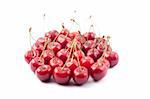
[30,57,43,72]
[24,50,38,64]
[56,49,69,63]
[68,32,80,40]
[49,57,63,70]
[66,40,82,50]
[53,67,71,85]
[45,30,58,41]
[76,34,86,44]
[105,51,119,68]
[80,56,94,70]
[42,50,55,64]
[83,40,95,53]
[97,44,112,55]
[74,50,85,60]
[66,59,78,72]
[36,37,46,45]
[57,34,71,48]
[83,32,95,40]
[73,66,89,85]
[90,61,108,81]
[47,42,62,54]
[32,43,44,55]
[87,48,101,62]
[60,28,70,36]
[35,65,53,82]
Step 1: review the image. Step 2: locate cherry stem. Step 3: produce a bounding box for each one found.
[88,15,95,33]
[74,40,81,68]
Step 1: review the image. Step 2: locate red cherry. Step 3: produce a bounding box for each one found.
[80,56,94,70]
[68,32,80,39]
[32,43,44,55]
[57,34,71,48]
[73,67,89,85]
[74,50,85,60]
[49,57,63,70]
[66,59,78,72]
[56,49,69,63]
[36,37,46,45]
[105,51,119,68]
[90,61,108,81]
[45,30,58,41]
[35,65,53,82]
[24,50,38,64]
[76,35,86,44]
[87,48,101,62]
[60,28,70,36]
[66,40,81,50]
[53,67,71,84]
[47,42,62,54]
[97,44,112,55]
[30,57,43,72]
[83,32,95,40]
[83,40,95,53]
[42,50,55,64]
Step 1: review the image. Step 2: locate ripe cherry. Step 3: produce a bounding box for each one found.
[45,30,58,41]
[47,42,62,54]
[60,28,70,36]
[80,56,94,70]
[74,50,85,60]
[105,51,119,68]
[42,50,55,64]
[68,32,80,40]
[32,43,44,55]
[57,34,71,48]
[66,59,78,72]
[56,49,69,63]
[30,57,43,72]
[87,48,101,62]
[36,37,46,45]
[24,50,38,64]
[73,66,89,85]
[83,40,95,53]
[49,57,63,70]
[35,65,53,82]
[53,67,71,84]
[83,32,95,40]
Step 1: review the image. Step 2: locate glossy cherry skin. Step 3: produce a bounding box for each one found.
[83,40,95,53]
[42,50,55,64]
[105,51,119,68]
[73,67,89,85]
[66,59,78,72]
[60,28,70,36]
[57,34,71,48]
[83,32,95,40]
[24,50,38,64]
[32,43,44,55]
[53,67,71,84]
[90,61,108,81]
[68,32,80,40]
[35,65,53,82]
[45,30,58,41]
[76,35,86,44]
[87,48,101,62]
[47,42,62,54]
[74,50,85,60]
[36,37,46,45]
[30,57,43,72]
[49,57,63,70]
[97,44,112,55]
[80,56,94,70]
[56,49,69,63]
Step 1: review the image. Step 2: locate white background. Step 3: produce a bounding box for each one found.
[0,0,150,98]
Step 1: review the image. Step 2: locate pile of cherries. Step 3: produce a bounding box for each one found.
[24,26,119,85]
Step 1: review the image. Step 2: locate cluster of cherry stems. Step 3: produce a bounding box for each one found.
[24,20,119,85]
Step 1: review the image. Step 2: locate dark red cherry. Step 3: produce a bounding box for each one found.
[53,67,71,84]
[60,28,70,36]
[68,32,80,39]
[32,43,44,55]
[105,51,119,68]
[30,57,43,72]
[83,32,95,40]
[56,49,69,63]
[74,50,85,60]
[83,40,95,53]
[49,57,63,70]
[80,56,94,70]
[57,34,71,48]
[47,42,62,54]
[73,67,89,85]
[36,37,46,45]
[76,35,86,44]
[66,59,78,72]
[24,50,38,64]
[87,48,101,62]
[42,50,55,64]
[90,61,108,81]
[35,65,53,82]
[45,30,58,41]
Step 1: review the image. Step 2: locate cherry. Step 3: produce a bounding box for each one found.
[60,28,70,36]
[68,32,80,40]
[36,37,46,45]
[66,40,81,50]
[47,42,62,54]
[45,30,58,41]
[35,65,53,82]
[42,50,55,64]
[105,51,119,68]
[66,59,78,72]
[53,67,71,84]
[97,44,112,55]
[56,49,69,63]
[87,48,101,62]
[83,32,95,40]
[24,50,38,64]
[73,67,89,85]
[49,57,63,70]
[57,34,71,48]
[90,61,108,81]
[83,40,95,53]
[32,43,44,55]
[30,57,43,72]
[80,56,94,70]
[76,34,86,44]
[74,50,85,60]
